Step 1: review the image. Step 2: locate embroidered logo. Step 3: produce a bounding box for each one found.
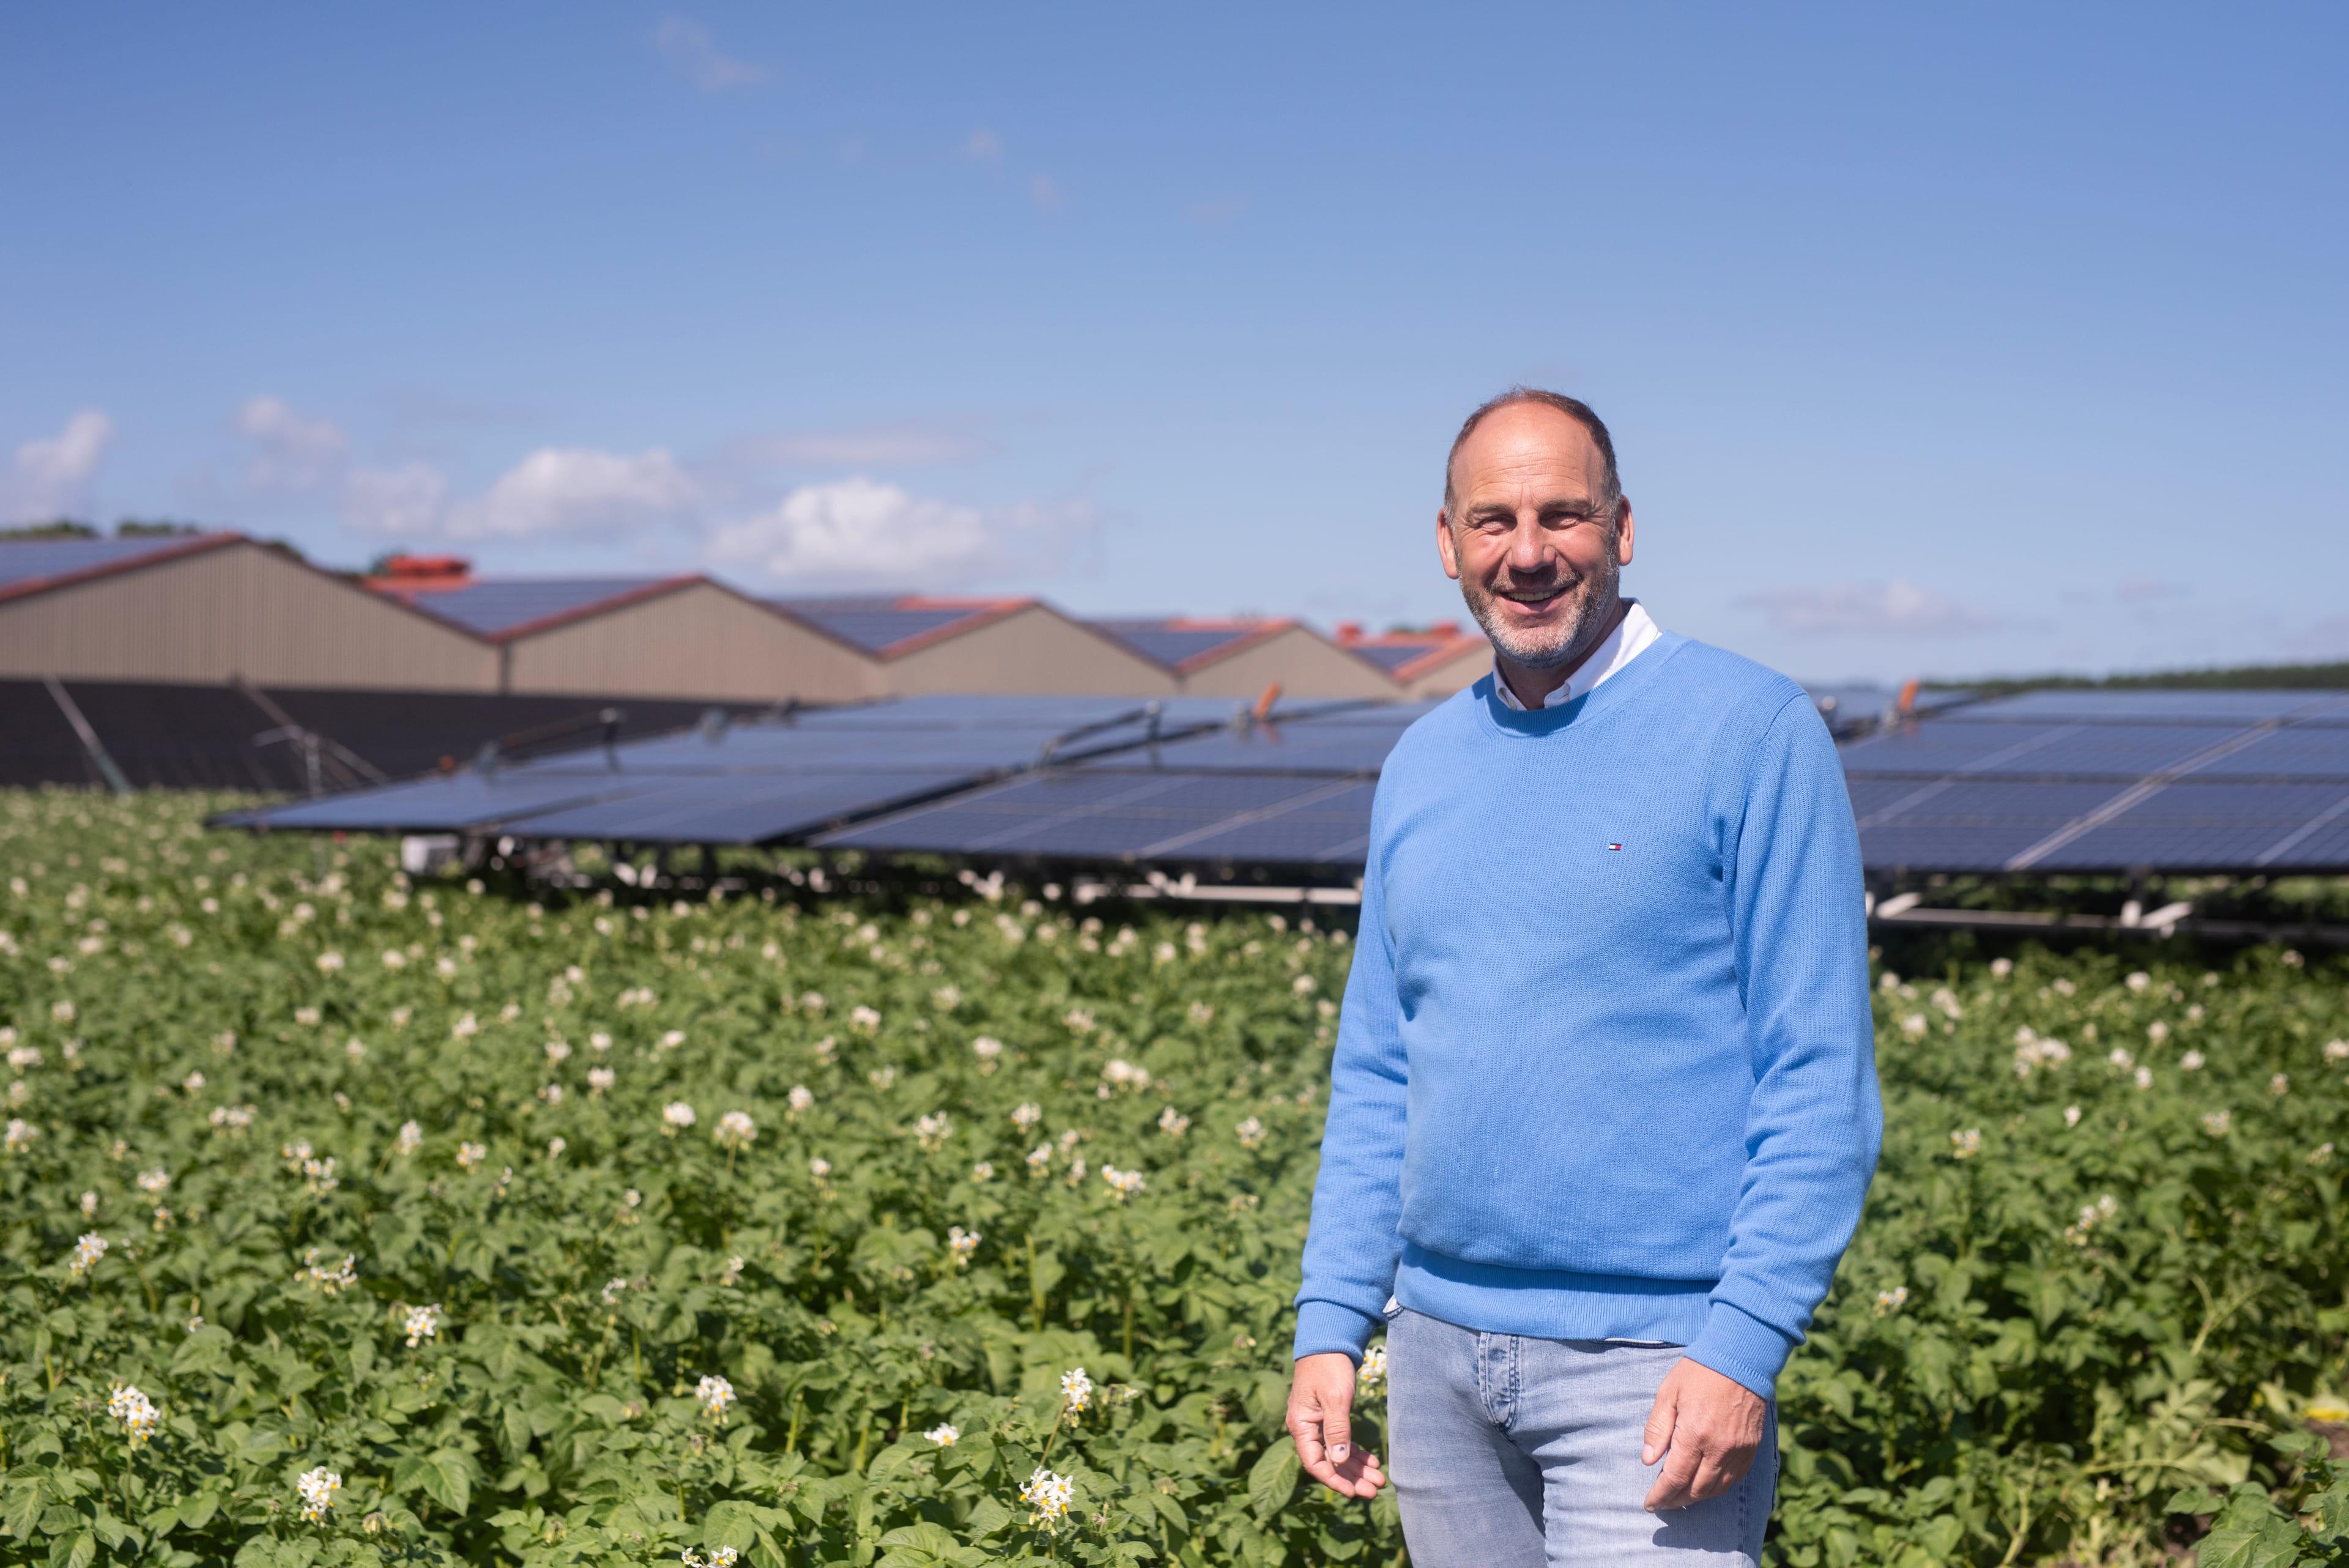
[1607,842,1623,852]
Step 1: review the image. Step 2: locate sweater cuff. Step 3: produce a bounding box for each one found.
[1292,1299,1380,1364]
[1685,1300,1795,1400]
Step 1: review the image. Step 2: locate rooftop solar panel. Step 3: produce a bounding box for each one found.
[393,578,681,636]
[1345,644,1433,674]
[495,770,978,842]
[1088,621,1261,667]
[772,599,989,654]
[0,533,226,592]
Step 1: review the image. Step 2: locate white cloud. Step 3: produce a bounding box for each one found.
[236,395,347,491]
[961,128,1004,165]
[653,17,769,92]
[6,409,115,519]
[706,476,1094,588]
[446,447,700,540]
[1737,579,2001,637]
[343,463,451,537]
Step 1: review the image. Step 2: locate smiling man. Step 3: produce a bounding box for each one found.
[1285,390,1882,1564]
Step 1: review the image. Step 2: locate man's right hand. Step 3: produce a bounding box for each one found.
[1286,1352,1387,1498]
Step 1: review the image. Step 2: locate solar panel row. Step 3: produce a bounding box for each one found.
[223,685,2349,875]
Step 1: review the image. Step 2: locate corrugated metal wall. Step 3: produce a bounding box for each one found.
[883,605,1178,696]
[503,582,883,702]
[0,543,499,690]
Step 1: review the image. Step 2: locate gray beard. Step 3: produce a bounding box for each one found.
[1461,554,1624,671]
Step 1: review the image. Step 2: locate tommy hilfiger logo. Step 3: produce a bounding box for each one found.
[1607,842,1623,852]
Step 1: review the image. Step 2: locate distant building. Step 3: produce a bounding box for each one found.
[774,595,1175,696]
[0,533,494,690]
[367,557,878,704]
[1334,621,1490,699]
[1089,617,1398,700]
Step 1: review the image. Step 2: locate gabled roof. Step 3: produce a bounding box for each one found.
[1335,623,1488,683]
[373,576,701,641]
[0,532,244,606]
[768,595,1031,658]
[1088,616,1299,672]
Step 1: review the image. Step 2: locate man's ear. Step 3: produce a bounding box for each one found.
[1614,497,1635,568]
[1436,513,1462,582]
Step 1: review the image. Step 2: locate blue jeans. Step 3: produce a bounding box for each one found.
[1385,1307,1776,1566]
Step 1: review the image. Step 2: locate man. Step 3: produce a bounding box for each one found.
[1286,390,1880,1564]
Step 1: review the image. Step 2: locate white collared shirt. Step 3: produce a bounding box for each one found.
[1493,599,1661,711]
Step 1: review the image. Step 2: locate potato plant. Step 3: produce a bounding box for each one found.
[1,792,2345,1567]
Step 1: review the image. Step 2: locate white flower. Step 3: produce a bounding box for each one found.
[2134,1066,2153,1090]
[68,1232,107,1275]
[2063,1105,2082,1128]
[787,1084,813,1113]
[404,1304,442,1347]
[924,1423,960,1446]
[297,1466,341,1522]
[544,1039,572,1065]
[971,1161,994,1181]
[1064,1008,1095,1034]
[451,1012,478,1039]
[1157,1105,1190,1138]
[2312,1142,2335,1166]
[1189,1000,1214,1023]
[808,1157,831,1179]
[867,1066,896,1090]
[297,1249,358,1294]
[1875,1285,1910,1315]
[456,1142,486,1169]
[914,1112,951,1150]
[933,986,962,1011]
[696,1373,735,1421]
[1011,1102,1042,1129]
[381,949,406,970]
[715,1110,757,1150]
[1059,1366,1094,1412]
[182,1071,206,1094]
[602,1277,628,1305]
[590,1032,612,1052]
[946,1225,980,1262]
[1021,1465,1074,1522]
[1949,1128,1981,1159]
[719,1255,745,1287]
[1357,1343,1389,1392]
[2269,1072,2290,1097]
[108,1383,160,1444]
[1025,1143,1052,1174]
[2108,1047,2135,1069]
[539,1083,564,1106]
[1989,957,2013,979]
[2147,1020,2170,1044]
[2322,1039,2349,1062]
[1102,1058,1151,1090]
[53,1001,76,1024]
[663,1101,698,1130]
[1293,973,1316,995]
[850,1005,881,1033]
[1236,1115,1266,1150]
[588,1068,615,1094]
[971,1035,1003,1065]
[1102,1164,1146,1197]
[3,1119,35,1152]
[395,1120,423,1156]
[315,950,344,974]
[2203,1109,2232,1137]
[2126,972,2151,993]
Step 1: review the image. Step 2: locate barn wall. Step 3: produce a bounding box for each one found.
[0,543,499,690]
[883,606,1178,696]
[503,584,883,702]
[1401,645,1489,699]
[1178,626,1398,700]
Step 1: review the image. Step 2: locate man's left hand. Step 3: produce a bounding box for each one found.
[1640,1358,1766,1511]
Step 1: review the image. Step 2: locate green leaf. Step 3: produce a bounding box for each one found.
[417,1452,473,1517]
[1247,1440,1300,1523]
[963,1496,1014,1539]
[171,1325,234,1377]
[2166,1487,2225,1516]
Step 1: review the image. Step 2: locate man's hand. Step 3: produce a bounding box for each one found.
[1641,1358,1765,1512]
[1287,1353,1387,1499]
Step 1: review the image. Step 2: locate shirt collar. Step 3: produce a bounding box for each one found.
[1492,599,1661,711]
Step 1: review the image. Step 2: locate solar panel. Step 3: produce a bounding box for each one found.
[495,771,978,842]
[1087,621,1258,667]
[0,533,223,592]
[221,771,643,833]
[393,578,681,636]
[1841,723,2255,779]
[818,772,1377,864]
[1939,689,2349,724]
[771,600,989,655]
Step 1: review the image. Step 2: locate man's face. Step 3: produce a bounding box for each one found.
[1438,403,1635,671]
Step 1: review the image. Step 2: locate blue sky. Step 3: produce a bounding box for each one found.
[4,4,2343,683]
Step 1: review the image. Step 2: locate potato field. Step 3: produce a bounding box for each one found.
[2,792,2347,1567]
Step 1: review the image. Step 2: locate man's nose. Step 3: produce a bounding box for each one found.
[1504,521,1554,576]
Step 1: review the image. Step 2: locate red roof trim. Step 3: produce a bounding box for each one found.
[380,574,707,642]
[875,596,1036,659]
[1389,636,1490,683]
[0,532,246,608]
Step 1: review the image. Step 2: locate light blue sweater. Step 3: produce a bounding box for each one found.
[1293,635,1882,1399]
